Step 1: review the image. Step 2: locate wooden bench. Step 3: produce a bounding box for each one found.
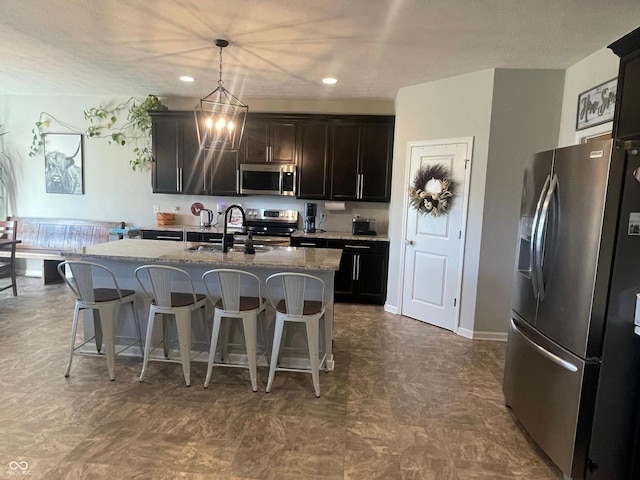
[0,217,125,284]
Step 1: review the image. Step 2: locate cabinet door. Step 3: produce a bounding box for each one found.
[242,118,269,163]
[269,120,296,163]
[330,123,359,200]
[242,117,296,163]
[181,116,206,195]
[209,150,239,196]
[615,53,640,140]
[297,121,330,199]
[360,123,393,202]
[151,115,180,193]
[151,112,206,195]
[334,251,356,297]
[356,253,388,302]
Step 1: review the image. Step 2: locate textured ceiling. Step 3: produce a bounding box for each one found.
[1,0,639,100]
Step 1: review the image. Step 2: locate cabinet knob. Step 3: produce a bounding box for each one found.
[404,239,415,246]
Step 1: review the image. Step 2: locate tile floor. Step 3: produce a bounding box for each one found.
[0,277,562,479]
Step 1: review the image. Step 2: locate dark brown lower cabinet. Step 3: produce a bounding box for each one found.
[291,237,389,305]
[140,230,223,243]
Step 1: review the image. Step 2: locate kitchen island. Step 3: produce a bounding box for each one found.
[63,239,342,370]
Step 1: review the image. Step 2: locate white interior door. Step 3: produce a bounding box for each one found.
[401,138,472,331]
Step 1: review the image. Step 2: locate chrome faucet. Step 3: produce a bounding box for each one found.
[222,205,246,252]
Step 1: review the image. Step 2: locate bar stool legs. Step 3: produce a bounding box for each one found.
[60,261,143,381]
[202,269,267,392]
[265,272,327,398]
[135,265,208,387]
[175,309,193,387]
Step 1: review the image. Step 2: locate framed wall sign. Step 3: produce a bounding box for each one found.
[576,78,617,131]
[44,133,84,194]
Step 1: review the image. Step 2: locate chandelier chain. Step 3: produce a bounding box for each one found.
[218,45,224,87]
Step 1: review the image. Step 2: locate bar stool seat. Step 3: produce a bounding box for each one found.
[265,272,327,397]
[135,265,208,387]
[202,269,268,391]
[58,260,144,380]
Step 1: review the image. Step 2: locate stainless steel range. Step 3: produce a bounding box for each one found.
[244,208,298,246]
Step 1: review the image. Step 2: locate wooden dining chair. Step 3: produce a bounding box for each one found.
[0,220,18,296]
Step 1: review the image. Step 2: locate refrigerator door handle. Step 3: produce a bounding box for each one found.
[530,175,551,297]
[535,173,558,299]
[510,319,578,372]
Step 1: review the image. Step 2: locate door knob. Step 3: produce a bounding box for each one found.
[405,239,414,246]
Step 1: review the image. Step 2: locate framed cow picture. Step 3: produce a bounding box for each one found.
[43,133,84,194]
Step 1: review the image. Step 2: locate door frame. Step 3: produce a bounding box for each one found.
[398,137,474,333]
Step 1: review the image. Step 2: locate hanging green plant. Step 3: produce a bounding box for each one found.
[84,94,166,171]
[29,94,166,172]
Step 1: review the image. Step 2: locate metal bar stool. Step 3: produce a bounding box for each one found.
[202,269,268,391]
[135,265,208,387]
[265,272,327,397]
[58,260,143,380]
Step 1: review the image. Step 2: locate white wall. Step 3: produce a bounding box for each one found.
[389,69,565,337]
[388,70,495,333]
[0,95,393,232]
[474,69,564,334]
[558,47,620,147]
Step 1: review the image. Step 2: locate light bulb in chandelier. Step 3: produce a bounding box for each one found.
[215,117,226,131]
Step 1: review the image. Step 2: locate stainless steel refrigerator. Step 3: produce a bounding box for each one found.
[504,139,640,479]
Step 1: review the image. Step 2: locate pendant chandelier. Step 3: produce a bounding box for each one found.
[194,39,248,151]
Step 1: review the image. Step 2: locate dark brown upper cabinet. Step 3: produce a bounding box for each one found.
[150,111,204,195]
[151,111,393,202]
[241,115,296,163]
[151,111,238,196]
[609,27,640,140]
[204,149,239,196]
[330,117,394,202]
[296,120,330,199]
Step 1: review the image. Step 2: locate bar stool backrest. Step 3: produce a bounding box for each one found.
[266,272,325,318]
[57,260,123,304]
[203,269,263,314]
[134,265,198,308]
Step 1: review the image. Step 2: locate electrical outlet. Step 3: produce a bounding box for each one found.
[153,205,159,214]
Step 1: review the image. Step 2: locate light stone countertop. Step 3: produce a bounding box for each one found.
[64,239,342,271]
[291,230,390,242]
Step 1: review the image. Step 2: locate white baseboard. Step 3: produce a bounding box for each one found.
[457,327,507,342]
[384,303,399,314]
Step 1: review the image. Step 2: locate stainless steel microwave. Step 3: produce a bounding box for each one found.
[239,164,296,196]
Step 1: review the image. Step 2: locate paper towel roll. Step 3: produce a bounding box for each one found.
[325,201,346,211]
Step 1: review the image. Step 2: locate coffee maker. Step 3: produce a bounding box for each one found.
[304,202,317,233]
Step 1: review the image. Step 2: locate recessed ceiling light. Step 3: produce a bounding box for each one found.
[322,77,337,85]
[180,76,195,83]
